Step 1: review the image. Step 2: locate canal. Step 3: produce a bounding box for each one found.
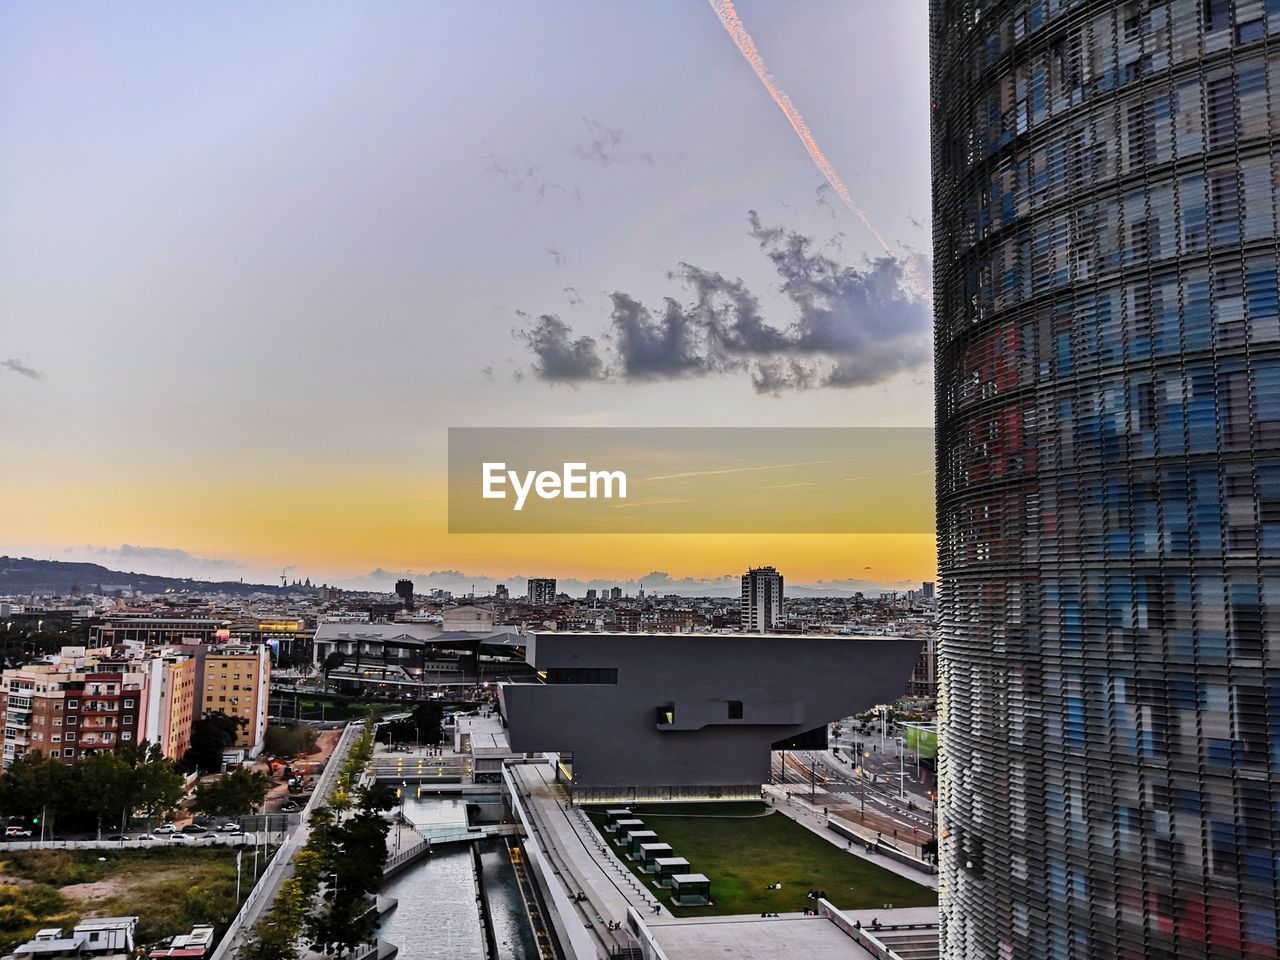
[379,796,540,960]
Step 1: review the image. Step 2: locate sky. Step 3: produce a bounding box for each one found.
[0,1,934,594]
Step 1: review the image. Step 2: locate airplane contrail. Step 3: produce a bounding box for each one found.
[706,1,913,277]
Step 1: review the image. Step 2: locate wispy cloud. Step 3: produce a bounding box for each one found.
[484,156,580,203]
[571,116,655,167]
[646,459,839,482]
[2,358,44,380]
[82,543,241,570]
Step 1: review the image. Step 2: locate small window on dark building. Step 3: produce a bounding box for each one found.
[727,700,744,720]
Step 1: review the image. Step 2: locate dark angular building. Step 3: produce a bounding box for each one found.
[932,2,1280,957]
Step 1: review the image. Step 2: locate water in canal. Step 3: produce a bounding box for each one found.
[379,796,540,960]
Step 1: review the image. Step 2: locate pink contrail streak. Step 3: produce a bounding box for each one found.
[706,0,895,259]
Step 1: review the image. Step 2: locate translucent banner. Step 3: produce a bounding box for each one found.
[448,427,934,534]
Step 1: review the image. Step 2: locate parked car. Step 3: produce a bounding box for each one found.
[167,833,192,844]
[221,832,248,845]
[217,822,240,832]
[180,824,208,835]
[4,826,32,838]
[152,824,176,835]
[104,834,137,842]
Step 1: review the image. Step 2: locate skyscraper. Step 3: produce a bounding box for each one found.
[527,578,557,605]
[932,2,1280,956]
[395,578,414,611]
[740,566,783,632]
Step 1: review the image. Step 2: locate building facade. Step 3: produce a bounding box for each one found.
[500,631,921,803]
[932,2,1280,956]
[740,566,784,632]
[527,578,557,604]
[198,645,271,756]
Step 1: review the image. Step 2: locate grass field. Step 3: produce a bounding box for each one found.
[585,808,936,917]
[0,847,262,950]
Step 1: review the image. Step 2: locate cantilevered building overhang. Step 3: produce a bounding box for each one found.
[499,632,921,802]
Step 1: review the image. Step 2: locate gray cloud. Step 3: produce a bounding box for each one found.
[514,312,604,383]
[571,117,658,167]
[563,286,583,307]
[2,358,44,380]
[85,543,240,569]
[547,246,566,267]
[815,182,837,219]
[572,117,625,166]
[513,213,931,393]
[484,156,580,203]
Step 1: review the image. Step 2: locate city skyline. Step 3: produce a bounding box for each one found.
[0,1,934,589]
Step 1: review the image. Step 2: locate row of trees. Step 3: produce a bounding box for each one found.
[0,742,185,837]
[243,722,393,959]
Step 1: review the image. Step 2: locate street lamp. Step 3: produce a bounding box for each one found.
[895,737,905,801]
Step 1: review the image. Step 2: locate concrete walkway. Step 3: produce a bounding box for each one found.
[508,764,669,957]
[763,784,939,892]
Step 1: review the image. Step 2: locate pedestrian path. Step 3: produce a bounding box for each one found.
[507,763,668,957]
[762,784,939,892]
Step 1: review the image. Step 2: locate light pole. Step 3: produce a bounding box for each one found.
[896,737,905,801]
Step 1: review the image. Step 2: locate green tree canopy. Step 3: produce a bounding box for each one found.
[193,767,271,818]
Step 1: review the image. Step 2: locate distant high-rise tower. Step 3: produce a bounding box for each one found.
[932,1,1280,956]
[527,578,557,605]
[494,583,509,602]
[609,586,623,601]
[921,581,934,601]
[740,567,783,632]
[394,579,414,611]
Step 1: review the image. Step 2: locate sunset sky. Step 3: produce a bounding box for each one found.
[0,1,933,593]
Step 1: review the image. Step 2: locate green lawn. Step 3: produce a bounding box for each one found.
[585,808,936,916]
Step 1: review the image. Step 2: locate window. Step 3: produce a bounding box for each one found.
[122,732,132,741]
[545,668,618,684]
[123,699,133,708]
[67,702,77,711]
[727,700,744,720]
[657,704,675,725]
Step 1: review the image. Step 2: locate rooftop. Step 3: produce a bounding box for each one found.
[644,914,869,960]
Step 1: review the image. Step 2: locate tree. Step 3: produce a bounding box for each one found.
[132,751,186,822]
[385,702,442,746]
[193,767,270,818]
[79,752,134,838]
[264,724,317,758]
[179,710,248,773]
[304,785,393,956]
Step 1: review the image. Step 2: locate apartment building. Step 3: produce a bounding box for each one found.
[0,650,148,766]
[197,645,270,756]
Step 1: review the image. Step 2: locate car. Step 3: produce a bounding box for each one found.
[217,822,240,832]
[221,832,248,845]
[180,824,208,835]
[167,833,192,844]
[152,824,176,835]
[103,834,137,842]
[3,827,32,838]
